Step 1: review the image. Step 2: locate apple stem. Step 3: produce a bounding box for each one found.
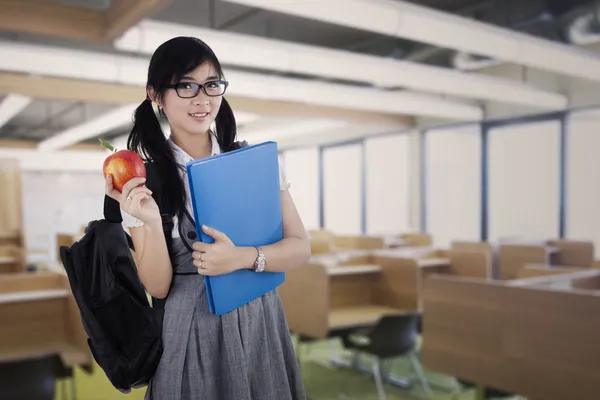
[99,138,116,152]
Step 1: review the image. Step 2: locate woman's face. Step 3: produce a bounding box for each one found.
[160,62,223,138]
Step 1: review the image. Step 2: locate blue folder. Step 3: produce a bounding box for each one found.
[186,141,285,316]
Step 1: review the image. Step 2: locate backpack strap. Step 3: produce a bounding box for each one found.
[144,162,175,259]
[103,193,135,250]
[103,194,123,223]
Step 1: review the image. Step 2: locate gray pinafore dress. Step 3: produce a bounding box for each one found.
[144,212,306,400]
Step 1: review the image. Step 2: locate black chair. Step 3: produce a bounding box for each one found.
[341,313,432,400]
[452,379,523,400]
[52,355,77,400]
[0,356,56,400]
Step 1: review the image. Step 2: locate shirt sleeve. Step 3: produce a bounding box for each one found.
[278,155,291,191]
[121,209,145,228]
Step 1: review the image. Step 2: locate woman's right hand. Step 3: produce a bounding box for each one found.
[105,175,161,224]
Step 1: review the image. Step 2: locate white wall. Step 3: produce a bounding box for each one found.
[565,109,600,257]
[21,170,105,263]
[365,133,411,235]
[425,124,481,247]
[282,147,320,231]
[487,120,561,242]
[0,148,108,171]
[323,143,363,234]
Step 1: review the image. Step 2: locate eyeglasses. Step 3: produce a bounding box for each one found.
[167,80,229,98]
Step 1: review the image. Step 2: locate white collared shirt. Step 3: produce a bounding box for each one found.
[120,134,290,237]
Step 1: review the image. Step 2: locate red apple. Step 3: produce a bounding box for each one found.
[100,139,146,193]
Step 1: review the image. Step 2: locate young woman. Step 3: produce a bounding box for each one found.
[104,36,310,400]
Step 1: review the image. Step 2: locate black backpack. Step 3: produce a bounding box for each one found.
[60,219,163,393]
[60,140,248,392]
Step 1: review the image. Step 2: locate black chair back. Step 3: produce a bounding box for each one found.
[0,356,56,400]
[365,312,420,358]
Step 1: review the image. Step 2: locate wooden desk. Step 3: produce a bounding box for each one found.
[329,305,406,330]
[279,262,407,339]
[326,264,381,276]
[0,289,68,304]
[0,272,92,372]
[311,249,372,266]
[547,239,595,267]
[418,258,450,268]
[455,238,594,280]
[515,263,586,280]
[422,270,600,400]
[498,244,554,280]
[332,235,386,250]
[0,245,24,273]
[373,247,439,259]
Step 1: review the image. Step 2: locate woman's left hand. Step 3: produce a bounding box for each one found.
[191,225,240,276]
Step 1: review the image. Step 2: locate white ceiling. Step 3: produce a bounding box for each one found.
[1,0,598,146]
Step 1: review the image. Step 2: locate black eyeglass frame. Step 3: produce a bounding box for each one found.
[166,80,229,98]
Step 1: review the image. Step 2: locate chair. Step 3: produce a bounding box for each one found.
[52,355,77,400]
[0,356,56,400]
[451,380,524,400]
[341,313,432,400]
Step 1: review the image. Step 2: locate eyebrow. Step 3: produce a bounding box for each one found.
[181,75,220,82]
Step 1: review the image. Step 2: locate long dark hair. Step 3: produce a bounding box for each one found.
[127,36,237,221]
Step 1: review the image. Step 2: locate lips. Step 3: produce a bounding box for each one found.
[189,112,209,121]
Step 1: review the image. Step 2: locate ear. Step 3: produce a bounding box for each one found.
[147,87,161,106]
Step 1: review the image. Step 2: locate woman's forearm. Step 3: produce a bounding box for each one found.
[235,237,311,272]
[133,220,173,298]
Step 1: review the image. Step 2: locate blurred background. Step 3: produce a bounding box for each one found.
[2,0,600,399]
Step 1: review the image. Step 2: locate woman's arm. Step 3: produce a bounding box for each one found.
[236,189,311,272]
[191,189,311,275]
[106,176,173,298]
[130,220,173,299]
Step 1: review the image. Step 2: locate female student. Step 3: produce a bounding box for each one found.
[104,36,310,400]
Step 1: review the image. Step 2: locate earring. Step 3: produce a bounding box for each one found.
[158,105,166,118]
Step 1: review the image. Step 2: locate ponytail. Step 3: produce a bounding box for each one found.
[128,99,165,161]
[127,98,186,220]
[214,97,237,152]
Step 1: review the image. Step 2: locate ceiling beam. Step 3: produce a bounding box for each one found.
[0,73,412,127]
[104,0,172,41]
[0,0,105,41]
[116,20,566,109]
[222,0,600,82]
[0,0,171,42]
[0,40,479,120]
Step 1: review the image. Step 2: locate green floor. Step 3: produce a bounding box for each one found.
[54,337,517,400]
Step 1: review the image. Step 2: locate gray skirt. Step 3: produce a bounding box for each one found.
[144,271,306,400]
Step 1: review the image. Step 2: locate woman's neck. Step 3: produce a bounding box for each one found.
[171,131,212,160]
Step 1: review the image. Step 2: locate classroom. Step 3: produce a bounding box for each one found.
[1,0,600,399]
